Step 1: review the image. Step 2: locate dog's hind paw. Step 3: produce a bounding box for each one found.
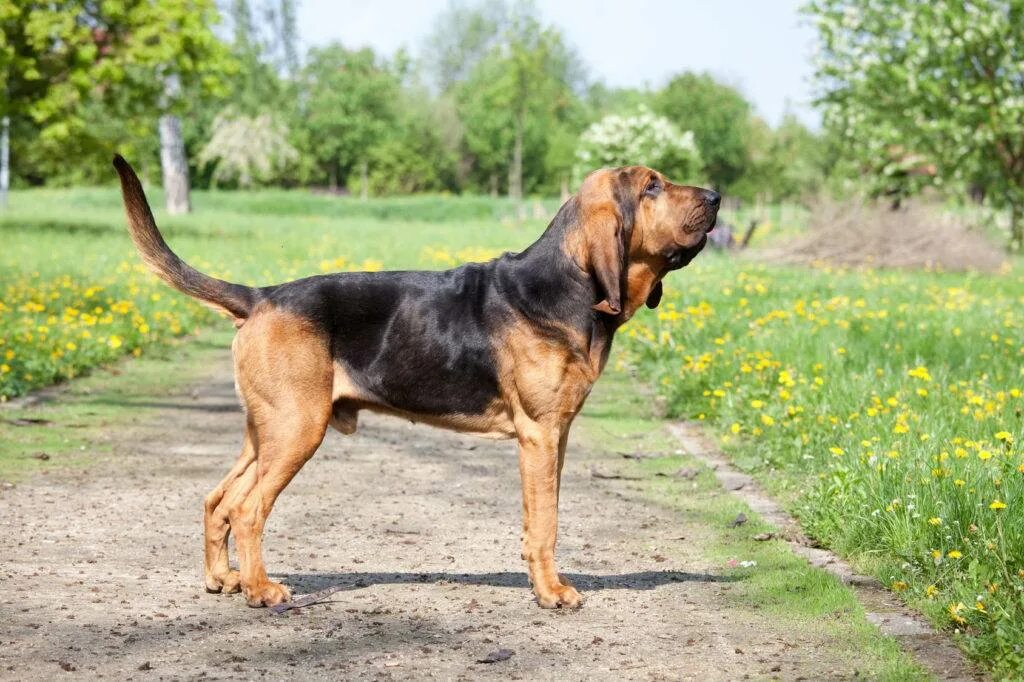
[205,569,241,594]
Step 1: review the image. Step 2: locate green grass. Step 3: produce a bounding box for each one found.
[578,371,928,679]
[617,252,1024,675]
[0,326,234,481]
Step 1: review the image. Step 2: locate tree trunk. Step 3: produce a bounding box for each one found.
[158,74,190,215]
[159,113,191,214]
[1011,202,1022,253]
[0,116,9,210]
[508,112,523,202]
[328,163,338,192]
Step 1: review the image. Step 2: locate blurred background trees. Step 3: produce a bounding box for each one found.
[2,0,1020,249]
[0,0,821,202]
[807,0,1024,250]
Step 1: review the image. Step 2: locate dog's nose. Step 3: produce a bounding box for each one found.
[702,189,721,208]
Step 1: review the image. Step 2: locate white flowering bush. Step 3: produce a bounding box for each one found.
[198,110,300,188]
[575,105,704,184]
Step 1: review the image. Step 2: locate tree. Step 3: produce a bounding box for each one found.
[575,105,704,185]
[160,74,191,214]
[298,44,399,190]
[453,2,586,197]
[0,1,232,189]
[358,96,460,196]
[653,72,753,190]
[422,0,509,93]
[731,113,829,202]
[806,0,1024,250]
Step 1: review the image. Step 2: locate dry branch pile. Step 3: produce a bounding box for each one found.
[761,200,1006,272]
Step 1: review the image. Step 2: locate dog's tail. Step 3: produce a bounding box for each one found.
[113,155,258,321]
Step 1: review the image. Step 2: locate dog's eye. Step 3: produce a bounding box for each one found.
[643,178,661,198]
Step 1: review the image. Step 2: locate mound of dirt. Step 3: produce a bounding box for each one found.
[761,200,1006,272]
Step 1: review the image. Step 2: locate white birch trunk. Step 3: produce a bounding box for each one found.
[159,75,191,215]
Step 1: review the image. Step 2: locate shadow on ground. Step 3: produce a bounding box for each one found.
[278,569,738,594]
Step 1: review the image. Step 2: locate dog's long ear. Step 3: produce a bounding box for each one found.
[585,170,637,316]
[645,281,663,309]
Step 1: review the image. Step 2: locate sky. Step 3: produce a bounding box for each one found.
[296,0,820,128]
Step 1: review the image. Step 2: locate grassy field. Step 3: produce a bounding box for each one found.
[1,185,1020,673]
[617,254,1024,674]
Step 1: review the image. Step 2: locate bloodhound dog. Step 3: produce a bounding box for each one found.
[113,156,720,609]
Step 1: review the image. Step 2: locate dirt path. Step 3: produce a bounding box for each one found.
[2,349,914,680]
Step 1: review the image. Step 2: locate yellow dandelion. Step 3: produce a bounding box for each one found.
[990,500,1007,510]
[928,517,942,526]
[908,366,932,382]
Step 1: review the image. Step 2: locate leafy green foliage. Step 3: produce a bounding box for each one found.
[654,72,753,190]
[732,114,831,201]
[806,0,1024,249]
[358,89,461,196]
[298,45,400,189]
[0,0,233,183]
[453,3,586,196]
[2,0,837,203]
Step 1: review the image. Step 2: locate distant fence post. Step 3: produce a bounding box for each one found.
[0,115,8,209]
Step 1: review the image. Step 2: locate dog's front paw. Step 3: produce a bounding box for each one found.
[534,581,583,609]
[243,580,291,608]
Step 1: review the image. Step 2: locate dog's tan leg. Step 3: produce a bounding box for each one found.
[525,426,570,556]
[224,308,333,607]
[228,408,328,607]
[555,424,571,500]
[203,423,256,593]
[518,419,582,609]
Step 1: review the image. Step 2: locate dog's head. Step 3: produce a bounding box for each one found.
[574,166,719,319]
